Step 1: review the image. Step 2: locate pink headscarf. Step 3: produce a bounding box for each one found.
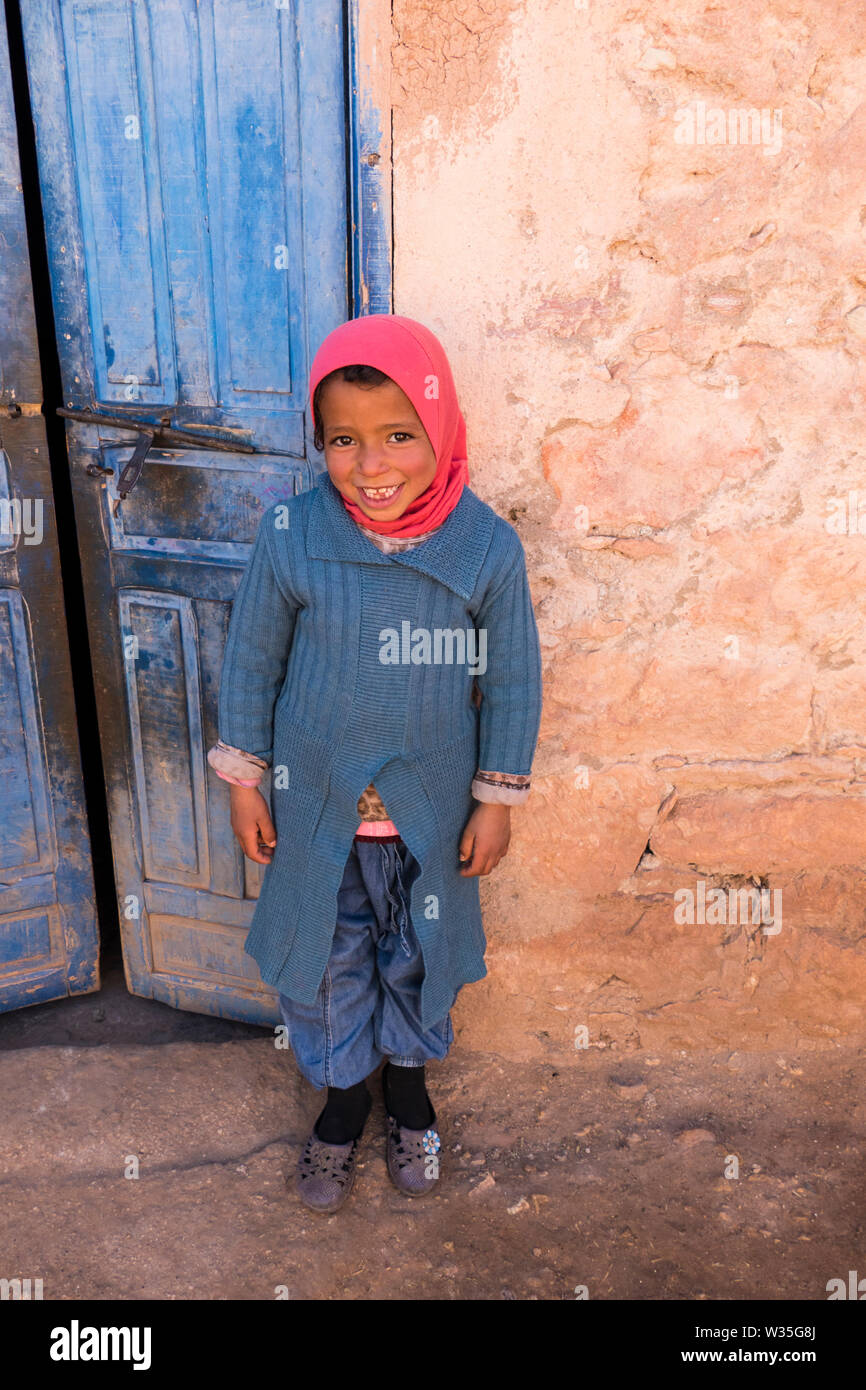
[308,314,469,538]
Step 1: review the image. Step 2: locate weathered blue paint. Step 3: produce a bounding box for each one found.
[19,0,391,1023]
[0,2,100,1012]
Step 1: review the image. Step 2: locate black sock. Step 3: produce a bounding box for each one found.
[383,1060,435,1129]
[314,1080,372,1144]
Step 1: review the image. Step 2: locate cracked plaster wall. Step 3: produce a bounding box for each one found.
[390,0,866,1058]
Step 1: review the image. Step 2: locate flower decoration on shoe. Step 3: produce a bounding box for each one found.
[422,1128,441,1156]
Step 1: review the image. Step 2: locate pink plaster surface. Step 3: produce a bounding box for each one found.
[390,0,866,1057]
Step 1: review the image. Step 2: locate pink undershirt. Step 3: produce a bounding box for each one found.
[212,768,400,839]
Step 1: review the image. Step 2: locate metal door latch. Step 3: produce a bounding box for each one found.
[57,407,256,506]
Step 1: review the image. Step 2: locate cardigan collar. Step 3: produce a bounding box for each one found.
[305,471,495,601]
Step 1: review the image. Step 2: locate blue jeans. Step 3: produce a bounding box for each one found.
[278,838,454,1090]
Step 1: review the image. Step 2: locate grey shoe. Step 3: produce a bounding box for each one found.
[385,1113,442,1196]
[295,1129,361,1213]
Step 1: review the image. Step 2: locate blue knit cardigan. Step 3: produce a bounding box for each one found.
[216,471,543,1029]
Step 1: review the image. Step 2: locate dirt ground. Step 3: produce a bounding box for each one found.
[1,948,863,1301]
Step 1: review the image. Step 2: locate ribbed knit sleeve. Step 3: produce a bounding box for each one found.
[216,507,300,767]
[473,539,543,781]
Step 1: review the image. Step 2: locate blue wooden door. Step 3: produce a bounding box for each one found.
[19,0,375,1023]
[0,2,100,1011]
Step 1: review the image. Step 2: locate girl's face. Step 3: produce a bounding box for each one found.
[319,376,437,521]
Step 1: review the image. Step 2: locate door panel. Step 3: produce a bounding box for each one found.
[20,0,352,1022]
[0,2,99,1011]
[48,0,346,448]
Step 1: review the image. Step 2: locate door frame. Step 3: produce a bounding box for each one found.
[347,0,393,317]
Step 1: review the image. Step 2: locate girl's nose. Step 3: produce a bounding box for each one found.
[356,447,389,475]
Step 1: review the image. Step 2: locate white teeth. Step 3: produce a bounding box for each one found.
[360,484,401,498]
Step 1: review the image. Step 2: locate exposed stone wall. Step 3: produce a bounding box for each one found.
[391,0,866,1057]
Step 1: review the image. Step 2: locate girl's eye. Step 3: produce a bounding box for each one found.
[327,431,414,446]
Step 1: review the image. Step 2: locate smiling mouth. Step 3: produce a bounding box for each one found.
[357,482,404,500]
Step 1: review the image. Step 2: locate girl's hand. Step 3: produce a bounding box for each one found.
[230,784,277,864]
[458,803,511,876]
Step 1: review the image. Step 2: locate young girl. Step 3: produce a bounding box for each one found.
[207,314,542,1212]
